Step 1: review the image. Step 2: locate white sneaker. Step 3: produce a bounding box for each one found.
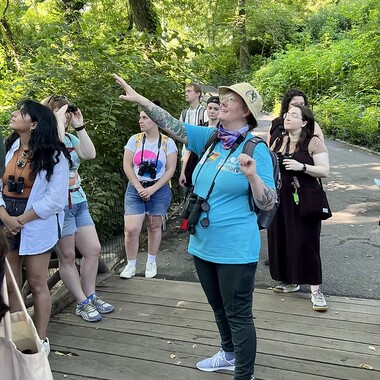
[120,263,136,279]
[311,289,328,312]
[145,262,157,278]
[196,349,235,372]
[41,337,50,357]
[273,282,300,293]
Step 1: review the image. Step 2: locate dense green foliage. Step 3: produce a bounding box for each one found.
[0,0,379,240]
[252,0,380,150]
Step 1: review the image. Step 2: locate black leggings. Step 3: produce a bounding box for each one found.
[193,256,257,380]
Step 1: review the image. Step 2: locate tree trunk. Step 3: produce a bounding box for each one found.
[237,0,250,72]
[128,0,158,34]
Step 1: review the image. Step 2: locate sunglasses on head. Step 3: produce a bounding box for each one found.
[47,95,77,113]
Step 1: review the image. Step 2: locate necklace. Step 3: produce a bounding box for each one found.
[16,150,30,169]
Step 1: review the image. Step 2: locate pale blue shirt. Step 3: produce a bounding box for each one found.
[0,139,69,255]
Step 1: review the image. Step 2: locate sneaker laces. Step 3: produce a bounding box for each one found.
[82,302,98,313]
[210,350,228,368]
[312,290,325,304]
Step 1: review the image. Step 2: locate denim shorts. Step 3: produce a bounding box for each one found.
[61,201,95,238]
[124,183,172,216]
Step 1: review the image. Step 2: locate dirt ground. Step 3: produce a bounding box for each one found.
[129,201,200,282]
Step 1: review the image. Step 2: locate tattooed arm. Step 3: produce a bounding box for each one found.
[113,74,188,145]
[238,153,277,211]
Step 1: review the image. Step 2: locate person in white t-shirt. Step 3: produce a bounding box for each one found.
[120,101,178,279]
[179,83,207,189]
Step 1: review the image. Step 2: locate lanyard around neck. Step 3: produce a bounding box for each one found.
[193,134,246,202]
[141,133,162,169]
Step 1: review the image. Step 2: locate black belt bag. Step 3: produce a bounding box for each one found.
[2,194,28,217]
[139,180,158,188]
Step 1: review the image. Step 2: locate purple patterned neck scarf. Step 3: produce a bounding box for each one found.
[217,124,250,150]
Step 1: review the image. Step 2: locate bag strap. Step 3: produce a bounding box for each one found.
[1,271,11,340]
[2,258,31,339]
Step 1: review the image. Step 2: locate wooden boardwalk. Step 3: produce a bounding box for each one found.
[48,275,380,380]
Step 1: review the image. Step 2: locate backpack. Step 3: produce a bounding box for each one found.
[134,132,168,155]
[202,131,281,230]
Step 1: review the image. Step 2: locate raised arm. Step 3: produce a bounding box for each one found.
[113,74,188,145]
[70,109,96,160]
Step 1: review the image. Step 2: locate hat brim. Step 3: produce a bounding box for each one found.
[218,83,262,120]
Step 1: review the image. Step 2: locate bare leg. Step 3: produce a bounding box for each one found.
[146,215,163,256]
[310,285,321,292]
[24,252,52,340]
[124,214,145,260]
[55,235,87,303]
[75,225,101,297]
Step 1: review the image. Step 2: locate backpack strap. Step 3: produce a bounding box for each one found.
[243,137,264,212]
[134,132,143,152]
[180,110,186,123]
[161,134,168,155]
[196,106,206,126]
[65,132,75,153]
[201,129,219,157]
[135,132,168,155]
[243,136,268,213]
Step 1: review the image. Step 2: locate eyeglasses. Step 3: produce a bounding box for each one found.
[220,95,237,105]
[283,112,303,120]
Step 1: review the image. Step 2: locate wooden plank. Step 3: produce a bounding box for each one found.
[60,292,380,342]
[48,320,380,374]
[48,333,232,380]
[47,321,379,380]
[107,276,380,308]
[103,276,380,319]
[47,276,380,380]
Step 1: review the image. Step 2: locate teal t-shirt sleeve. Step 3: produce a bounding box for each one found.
[185,124,217,156]
[253,142,275,189]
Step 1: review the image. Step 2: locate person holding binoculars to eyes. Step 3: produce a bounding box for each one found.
[0,99,70,355]
[119,100,177,280]
[43,95,114,323]
[114,74,276,380]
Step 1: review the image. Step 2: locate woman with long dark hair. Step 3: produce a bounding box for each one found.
[267,89,324,147]
[268,104,330,311]
[0,100,70,355]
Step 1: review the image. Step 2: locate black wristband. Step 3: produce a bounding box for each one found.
[74,125,85,132]
[302,163,307,172]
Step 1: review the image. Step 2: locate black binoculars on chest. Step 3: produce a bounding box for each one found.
[8,175,25,194]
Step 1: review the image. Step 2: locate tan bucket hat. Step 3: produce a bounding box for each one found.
[218,83,263,120]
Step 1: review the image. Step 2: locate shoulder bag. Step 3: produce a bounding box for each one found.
[298,178,332,220]
[0,258,53,380]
